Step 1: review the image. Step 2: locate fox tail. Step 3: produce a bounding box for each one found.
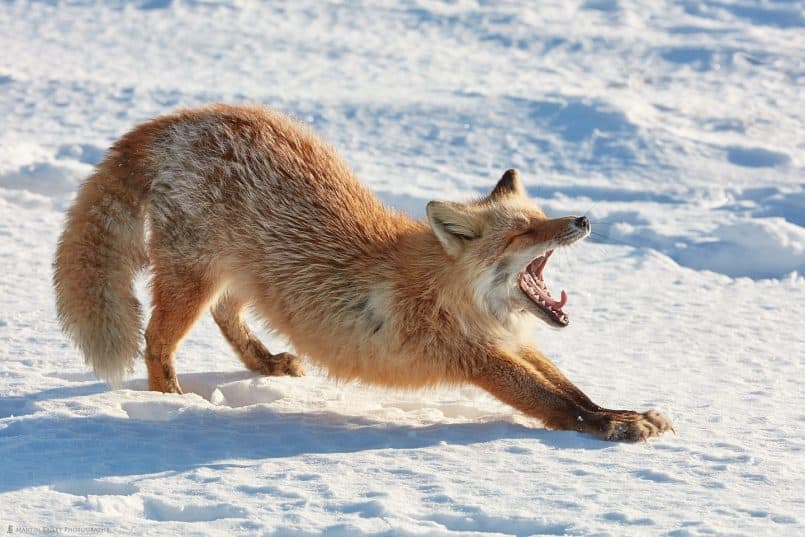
[53,158,149,387]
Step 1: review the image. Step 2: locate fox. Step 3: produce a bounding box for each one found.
[53,103,672,442]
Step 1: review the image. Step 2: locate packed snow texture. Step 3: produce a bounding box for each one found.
[0,1,803,535]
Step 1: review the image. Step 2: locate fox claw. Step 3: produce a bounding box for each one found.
[596,409,673,442]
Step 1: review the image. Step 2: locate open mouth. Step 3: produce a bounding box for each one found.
[517,250,569,326]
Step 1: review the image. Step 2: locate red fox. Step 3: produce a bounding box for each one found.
[53,104,672,441]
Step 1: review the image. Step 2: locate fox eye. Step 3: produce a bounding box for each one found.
[502,228,532,252]
[513,228,533,238]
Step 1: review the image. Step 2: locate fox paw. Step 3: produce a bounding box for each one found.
[259,352,305,377]
[596,410,673,442]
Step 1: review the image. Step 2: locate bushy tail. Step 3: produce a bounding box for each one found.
[53,159,148,387]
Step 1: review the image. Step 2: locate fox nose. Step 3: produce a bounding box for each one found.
[574,216,591,232]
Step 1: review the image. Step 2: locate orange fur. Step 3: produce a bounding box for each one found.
[53,104,672,441]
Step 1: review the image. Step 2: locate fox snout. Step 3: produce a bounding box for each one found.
[551,215,591,247]
[567,215,591,244]
[533,215,591,249]
[573,216,591,233]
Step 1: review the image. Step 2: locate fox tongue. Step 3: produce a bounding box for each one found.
[550,289,568,309]
[539,287,568,309]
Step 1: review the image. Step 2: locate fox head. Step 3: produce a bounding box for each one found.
[426,169,591,329]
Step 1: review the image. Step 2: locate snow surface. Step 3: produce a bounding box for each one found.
[1,1,803,535]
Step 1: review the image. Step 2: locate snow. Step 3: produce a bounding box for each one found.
[0,0,803,535]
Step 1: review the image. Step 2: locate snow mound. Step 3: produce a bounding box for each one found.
[0,143,91,208]
[675,218,804,278]
[51,479,138,497]
[727,146,791,168]
[143,498,247,522]
[724,184,805,227]
[0,161,83,197]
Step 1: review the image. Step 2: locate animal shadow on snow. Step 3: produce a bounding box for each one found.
[0,372,611,493]
[0,382,108,420]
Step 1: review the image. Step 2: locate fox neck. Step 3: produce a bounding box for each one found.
[385,224,529,344]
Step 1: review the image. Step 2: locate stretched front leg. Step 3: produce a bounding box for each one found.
[518,346,603,411]
[518,346,673,439]
[472,347,672,441]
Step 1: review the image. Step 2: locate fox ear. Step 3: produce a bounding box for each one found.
[489,169,525,200]
[426,201,481,256]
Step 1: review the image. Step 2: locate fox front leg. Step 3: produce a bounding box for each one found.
[472,348,672,441]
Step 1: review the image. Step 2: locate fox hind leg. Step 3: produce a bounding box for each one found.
[212,294,304,377]
[144,269,217,394]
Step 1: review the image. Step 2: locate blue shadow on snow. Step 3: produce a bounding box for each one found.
[0,379,613,493]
